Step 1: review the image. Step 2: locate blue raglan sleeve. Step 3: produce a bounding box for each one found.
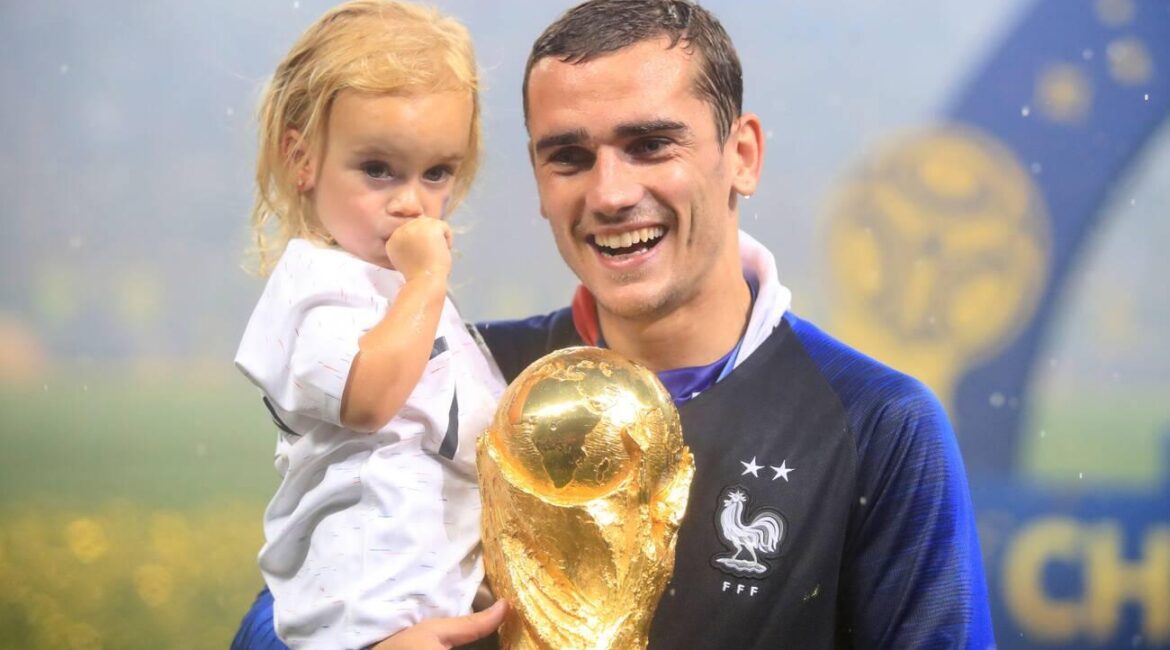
[841,378,995,649]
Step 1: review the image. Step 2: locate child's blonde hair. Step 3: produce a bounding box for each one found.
[250,0,481,274]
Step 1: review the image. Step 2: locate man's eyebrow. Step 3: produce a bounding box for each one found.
[613,119,689,138]
[532,120,689,154]
[533,128,589,154]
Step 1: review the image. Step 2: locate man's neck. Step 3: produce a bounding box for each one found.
[598,268,752,374]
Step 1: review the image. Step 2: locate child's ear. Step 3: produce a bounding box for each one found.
[282,128,316,192]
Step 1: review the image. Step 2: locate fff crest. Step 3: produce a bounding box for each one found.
[710,485,787,579]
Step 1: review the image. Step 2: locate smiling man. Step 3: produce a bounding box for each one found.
[477,1,996,648]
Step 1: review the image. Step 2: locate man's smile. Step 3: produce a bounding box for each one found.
[588,225,667,258]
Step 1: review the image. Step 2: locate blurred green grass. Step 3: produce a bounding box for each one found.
[0,363,275,650]
[0,364,1165,649]
[0,364,276,510]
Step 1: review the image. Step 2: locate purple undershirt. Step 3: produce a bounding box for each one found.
[655,346,737,405]
[598,277,757,406]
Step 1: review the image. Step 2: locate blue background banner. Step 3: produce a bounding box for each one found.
[949,0,1170,474]
[974,439,1170,648]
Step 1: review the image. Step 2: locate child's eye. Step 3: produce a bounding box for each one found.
[362,162,394,179]
[423,166,454,183]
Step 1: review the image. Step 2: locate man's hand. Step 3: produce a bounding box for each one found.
[386,216,453,281]
[372,600,507,650]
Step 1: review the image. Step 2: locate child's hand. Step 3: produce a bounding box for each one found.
[385,216,453,281]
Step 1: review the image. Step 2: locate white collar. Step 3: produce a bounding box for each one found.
[732,229,792,371]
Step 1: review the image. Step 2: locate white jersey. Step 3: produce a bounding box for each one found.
[234,239,505,650]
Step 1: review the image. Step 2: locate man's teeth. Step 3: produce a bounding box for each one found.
[594,226,665,251]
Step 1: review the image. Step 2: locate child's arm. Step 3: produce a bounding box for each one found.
[340,216,453,433]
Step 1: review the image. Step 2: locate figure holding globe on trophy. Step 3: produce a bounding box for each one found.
[477,347,694,650]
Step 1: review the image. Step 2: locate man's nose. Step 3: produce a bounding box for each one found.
[585,148,643,220]
[387,181,424,218]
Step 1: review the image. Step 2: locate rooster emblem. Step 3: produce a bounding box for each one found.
[712,487,785,577]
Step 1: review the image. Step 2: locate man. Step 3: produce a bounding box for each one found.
[479,0,994,647]
[235,1,994,647]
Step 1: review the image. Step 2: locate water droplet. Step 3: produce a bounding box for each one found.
[1082,49,1095,61]
[1078,472,1084,480]
[989,392,1006,408]
[859,496,868,506]
[1021,105,1031,117]
[1145,93,1151,101]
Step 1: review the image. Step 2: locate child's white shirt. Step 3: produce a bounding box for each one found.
[234,239,505,650]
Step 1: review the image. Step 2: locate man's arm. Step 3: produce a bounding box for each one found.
[475,307,580,383]
[372,600,507,650]
[230,589,506,650]
[840,381,995,648]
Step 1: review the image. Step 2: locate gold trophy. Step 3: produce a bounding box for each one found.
[477,347,695,649]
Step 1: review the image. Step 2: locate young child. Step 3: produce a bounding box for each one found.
[234,2,505,647]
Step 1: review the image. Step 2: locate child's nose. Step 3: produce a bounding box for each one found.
[387,183,424,219]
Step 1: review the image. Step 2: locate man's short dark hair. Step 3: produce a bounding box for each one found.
[523,0,743,143]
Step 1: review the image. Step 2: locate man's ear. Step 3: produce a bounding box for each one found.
[282,128,316,192]
[728,113,764,199]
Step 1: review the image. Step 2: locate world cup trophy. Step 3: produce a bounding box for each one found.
[476,347,695,649]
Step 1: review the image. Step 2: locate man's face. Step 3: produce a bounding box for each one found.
[526,39,742,323]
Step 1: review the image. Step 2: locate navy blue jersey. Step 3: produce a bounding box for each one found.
[478,309,994,649]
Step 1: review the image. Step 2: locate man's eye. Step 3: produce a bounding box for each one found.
[423,166,454,183]
[631,138,670,156]
[362,162,393,179]
[548,147,593,169]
